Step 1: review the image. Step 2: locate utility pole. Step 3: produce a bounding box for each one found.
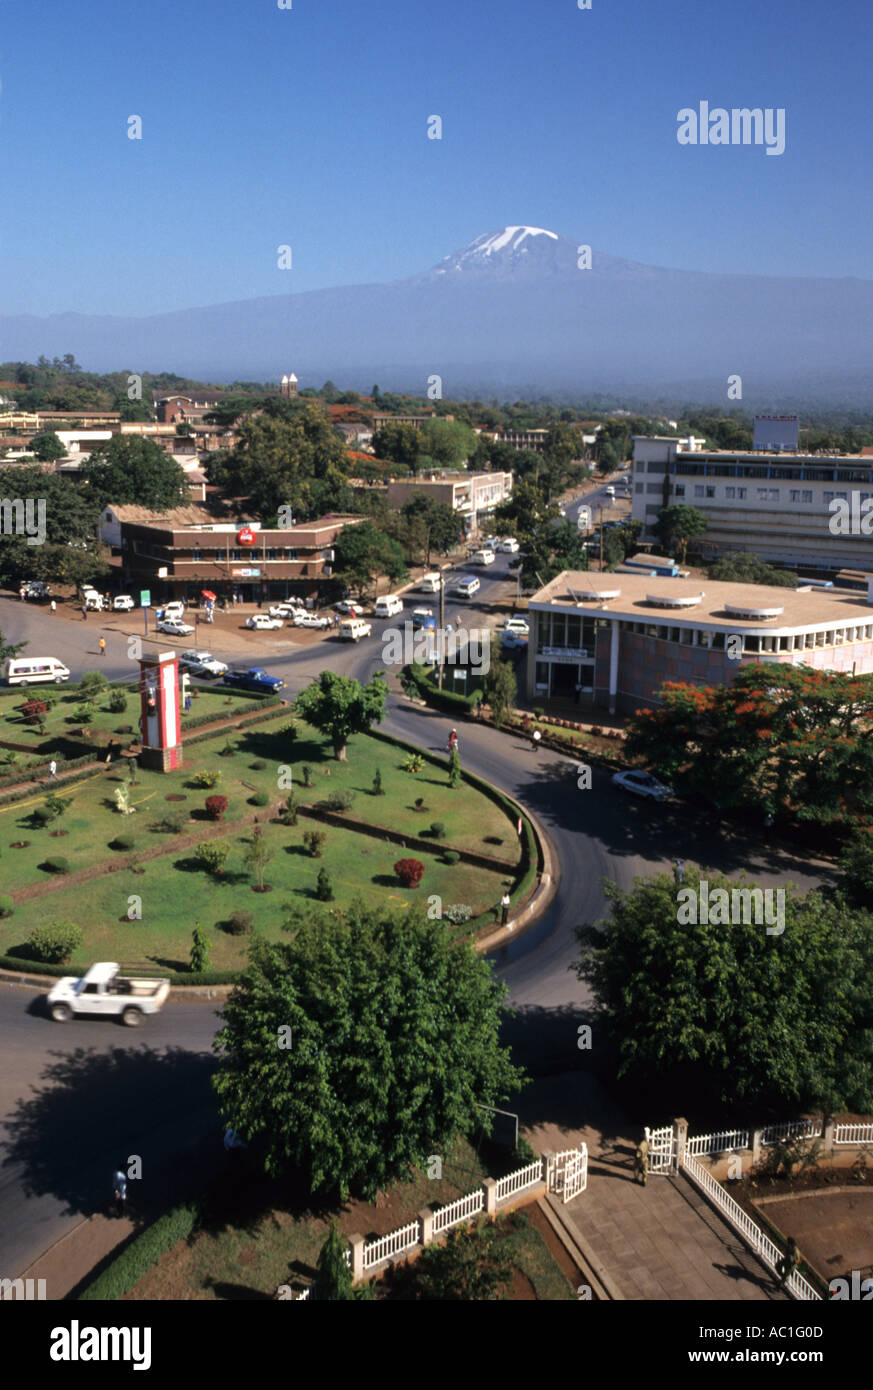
[598,505,604,570]
[438,564,447,690]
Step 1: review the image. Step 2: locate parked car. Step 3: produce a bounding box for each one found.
[246,614,283,630]
[113,595,136,612]
[222,667,285,693]
[503,617,530,636]
[499,537,520,553]
[163,601,186,620]
[501,632,528,651]
[81,588,104,611]
[24,581,51,599]
[179,650,228,678]
[294,613,331,629]
[47,962,170,1027]
[480,536,500,551]
[333,600,363,616]
[269,603,306,619]
[157,617,195,636]
[612,770,674,802]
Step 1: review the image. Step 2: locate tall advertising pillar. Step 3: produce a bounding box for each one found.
[137,651,183,772]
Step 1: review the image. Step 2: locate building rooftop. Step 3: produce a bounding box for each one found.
[530,570,873,630]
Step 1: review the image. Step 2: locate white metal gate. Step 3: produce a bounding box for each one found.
[645,1125,676,1175]
[548,1144,588,1203]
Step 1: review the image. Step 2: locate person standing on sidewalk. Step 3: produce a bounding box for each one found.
[500,891,511,926]
[633,1136,649,1186]
[50,599,56,615]
[82,604,87,621]
[112,1167,128,1219]
[99,637,106,657]
[531,729,541,754]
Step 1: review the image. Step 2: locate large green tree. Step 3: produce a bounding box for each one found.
[576,869,873,1113]
[0,467,108,588]
[212,904,525,1199]
[371,422,422,468]
[27,430,66,462]
[401,495,464,565]
[708,553,797,588]
[293,670,387,761]
[332,520,406,596]
[654,504,708,564]
[81,435,189,511]
[419,418,476,469]
[205,403,347,518]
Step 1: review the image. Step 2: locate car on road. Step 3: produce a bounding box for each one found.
[604,485,616,498]
[47,962,170,1027]
[294,612,331,629]
[269,602,306,620]
[222,667,285,693]
[612,769,674,802]
[374,594,404,618]
[473,549,496,566]
[2,656,71,686]
[338,618,373,641]
[499,537,520,553]
[411,607,436,630]
[453,576,480,599]
[333,600,364,617]
[157,617,195,636]
[178,650,228,678]
[501,631,528,651]
[503,617,530,636]
[113,595,136,611]
[246,614,283,630]
[418,572,442,593]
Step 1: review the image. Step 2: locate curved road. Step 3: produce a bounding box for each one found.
[0,586,828,1279]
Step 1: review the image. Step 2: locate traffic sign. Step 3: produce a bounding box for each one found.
[140,590,151,607]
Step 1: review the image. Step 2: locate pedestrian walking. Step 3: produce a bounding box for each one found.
[19,586,25,601]
[673,858,684,884]
[184,693,192,712]
[99,637,106,657]
[50,599,56,615]
[82,604,87,621]
[48,759,58,781]
[112,1167,128,1219]
[531,729,541,754]
[777,1237,799,1288]
[500,891,511,926]
[633,1136,649,1186]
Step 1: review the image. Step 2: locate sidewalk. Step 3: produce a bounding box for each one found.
[519,1072,787,1301]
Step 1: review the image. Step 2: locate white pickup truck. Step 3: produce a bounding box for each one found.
[47,962,170,1026]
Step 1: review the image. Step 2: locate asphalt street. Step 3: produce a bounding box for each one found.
[0,575,831,1278]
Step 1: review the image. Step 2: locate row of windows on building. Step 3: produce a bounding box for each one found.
[637,482,868,506]
[643,461,873,483]
[619,620,873,651]
[130,544,318,562]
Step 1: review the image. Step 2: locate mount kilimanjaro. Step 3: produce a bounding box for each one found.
[3,226,871,405]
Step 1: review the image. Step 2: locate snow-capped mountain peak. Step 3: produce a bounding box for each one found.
[431,225,576,278]
[469,226,558,256]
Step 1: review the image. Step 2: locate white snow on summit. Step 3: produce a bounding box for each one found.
[472,226,559,255]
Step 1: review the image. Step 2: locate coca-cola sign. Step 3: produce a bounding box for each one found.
[238,526,256,546]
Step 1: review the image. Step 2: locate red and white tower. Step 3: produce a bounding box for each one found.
[137,651,182,772]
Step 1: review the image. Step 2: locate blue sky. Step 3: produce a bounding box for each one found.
[2,0,871,317]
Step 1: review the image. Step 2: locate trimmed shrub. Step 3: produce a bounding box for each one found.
[403,752,425,773]
[73,704,94,724]
[303,829,326,858]
[0,895,13,918]
[443,903,472,925]
[21,699,48,725]
[218,739,237,758]
[150,812,186,834]
[394,858,425,888]
[315,867,333,901]
[42,856,70,874]
[249,791,270,807]
[111,834,136,852]
[106,688,128,713]
[31,806,54,827]
[196,841,229,875]
[79,671,109,696]
[278,793,298,826]
[250,759,268,771]
[205,795,228,821]
[192,769,222,788]
[443,850,460,865]
[301,765,314,787]
[429,821,447,840]
[372,767,384,796]
[225,910,254,936]
[323,790,354,812]
[28,920,82,963]
[79,1203,200,1301]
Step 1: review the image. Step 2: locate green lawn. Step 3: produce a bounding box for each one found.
[0,713,521,969]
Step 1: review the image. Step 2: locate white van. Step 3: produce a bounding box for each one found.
[473,549,496,566]
[453,576,480,599]
[81,588,104,611]
[338,617,373,641]
[2,657,71,686]
[374,595,403,618]
[419,572,442,594]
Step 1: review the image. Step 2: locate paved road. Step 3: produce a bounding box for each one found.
[0,591,832,1278]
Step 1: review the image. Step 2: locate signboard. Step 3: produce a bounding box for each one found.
[238,526,256,546]
[541,647,588,660]
[231,568,261,577]
[140,590,151,607]
[753,416,799,452]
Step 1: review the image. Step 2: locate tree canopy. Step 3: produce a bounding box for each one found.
[576,868,873,1114]
[707,553,798,588]
[332,520,406,596]
[292,670,387,761]
[654,505,708,563]
[81,435,190,511]
[212,903,525,1199]
[204,403,348,518]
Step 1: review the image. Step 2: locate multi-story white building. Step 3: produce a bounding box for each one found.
[386,471,512,537]
[632,435,873,570]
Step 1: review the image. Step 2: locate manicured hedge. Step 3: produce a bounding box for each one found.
[78,1201,200,1301]
[403,663,478,713]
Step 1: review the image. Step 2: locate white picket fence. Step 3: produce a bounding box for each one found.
[495,1159,544,1204]
[682,1153,821,1301]
[686,1128,749,1157]
[432,1188,485,1237]
[834,1122,873,1146]
[760,1118,822,1147]
[362,1219,420,1272]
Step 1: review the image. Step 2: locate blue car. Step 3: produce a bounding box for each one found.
[222,667,285,694]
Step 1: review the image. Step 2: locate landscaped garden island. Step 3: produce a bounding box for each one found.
[0,679,533,977]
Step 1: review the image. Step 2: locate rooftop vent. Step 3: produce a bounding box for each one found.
[567,586,621,604]
[723,601,785,621]
[646,591,704,608]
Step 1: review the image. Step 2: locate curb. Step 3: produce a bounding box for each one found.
[540,1194,624,1301]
